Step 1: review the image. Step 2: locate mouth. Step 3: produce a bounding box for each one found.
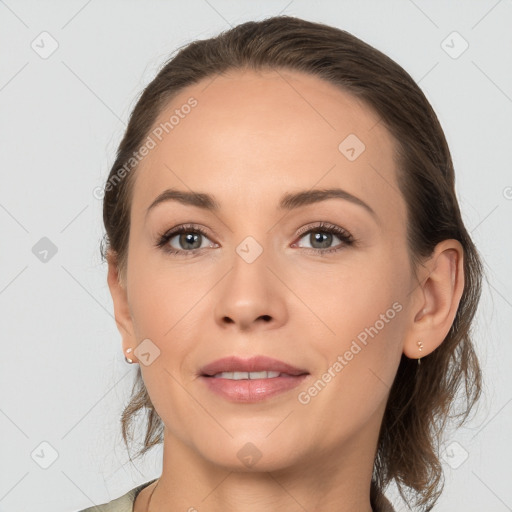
[199,355,309,402]
[210,370,285,379]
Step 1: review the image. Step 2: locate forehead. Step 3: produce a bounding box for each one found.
[131,68,404,224]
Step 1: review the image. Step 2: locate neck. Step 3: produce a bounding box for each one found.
[140,390,389,512]
[145,423,380,512]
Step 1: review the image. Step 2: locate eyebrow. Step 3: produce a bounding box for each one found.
[145,187,377,220]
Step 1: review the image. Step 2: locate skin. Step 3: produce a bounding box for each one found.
[107,68,464,512]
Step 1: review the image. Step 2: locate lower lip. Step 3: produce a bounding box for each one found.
[200,374,309,402]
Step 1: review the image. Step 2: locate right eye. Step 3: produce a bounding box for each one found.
[156,224,218,256]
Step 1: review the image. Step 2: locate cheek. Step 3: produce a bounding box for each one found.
[295,286,404,446]
[294,250,405,344]
[293,251,406,408]
[126,253,212,341]
[126,261,207,438]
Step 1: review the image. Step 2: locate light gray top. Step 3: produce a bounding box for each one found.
[77,479,158,512]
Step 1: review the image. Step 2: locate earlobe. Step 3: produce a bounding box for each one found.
[106,250,138,361]
[403,239,465,360]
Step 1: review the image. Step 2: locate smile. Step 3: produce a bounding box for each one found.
[212,371,281,379]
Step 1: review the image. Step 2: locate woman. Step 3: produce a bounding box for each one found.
[80,15,482,512]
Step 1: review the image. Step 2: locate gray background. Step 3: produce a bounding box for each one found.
[1,1,511,511]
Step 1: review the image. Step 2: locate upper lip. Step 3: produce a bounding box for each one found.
[200,355,309,377]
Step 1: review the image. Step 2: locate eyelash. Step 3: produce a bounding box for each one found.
[155,222,356,257]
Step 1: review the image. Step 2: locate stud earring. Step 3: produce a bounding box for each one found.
[417,340,423,366]
[124,347,134,364]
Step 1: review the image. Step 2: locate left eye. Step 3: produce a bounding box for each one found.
[293,224,353,252]
[297,230,340,250]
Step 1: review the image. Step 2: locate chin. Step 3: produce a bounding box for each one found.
[194,433,305,473]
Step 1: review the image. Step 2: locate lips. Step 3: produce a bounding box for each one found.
[199,355,309,402]
[200,355,308,377]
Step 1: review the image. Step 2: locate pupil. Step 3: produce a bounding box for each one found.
[181,233,201,250]
[312,231,332,249]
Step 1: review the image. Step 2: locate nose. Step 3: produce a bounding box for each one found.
[214,249,288,332]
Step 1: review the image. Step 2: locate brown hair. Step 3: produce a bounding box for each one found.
[100,15,483,510]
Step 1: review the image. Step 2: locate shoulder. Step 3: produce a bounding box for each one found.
[75,479,158,512]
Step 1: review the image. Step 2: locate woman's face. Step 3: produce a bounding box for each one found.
[116,68,419,471]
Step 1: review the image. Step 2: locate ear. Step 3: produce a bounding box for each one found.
[403,239,465,360]
[106,249,139,363]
